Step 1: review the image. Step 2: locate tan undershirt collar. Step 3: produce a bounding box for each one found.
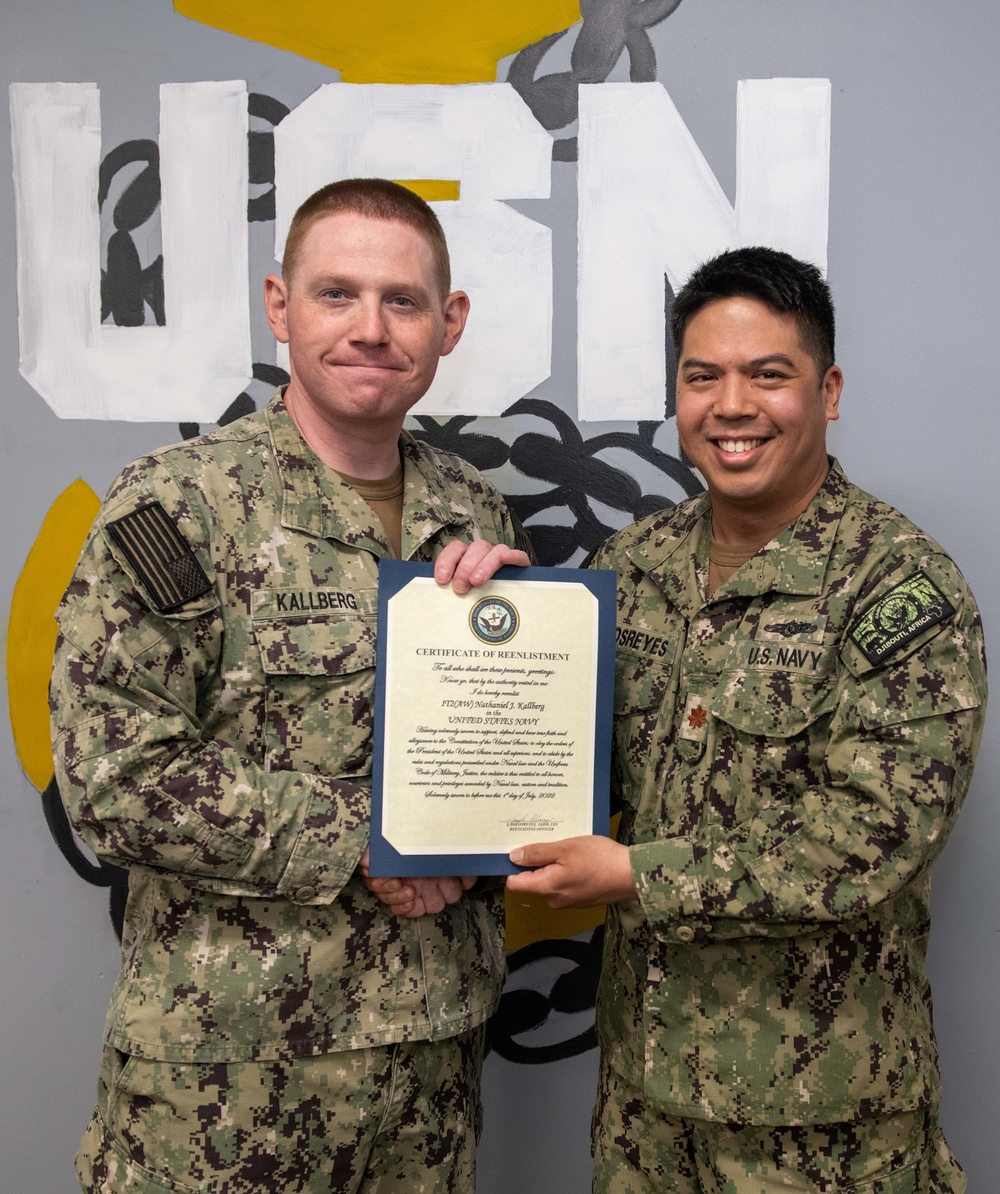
[336,459,405,560]
[708,521,775,594]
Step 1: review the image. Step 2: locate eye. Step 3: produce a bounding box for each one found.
[389,295,416,308]
[321,288,346,301]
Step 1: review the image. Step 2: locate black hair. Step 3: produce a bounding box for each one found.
[671,246,835,377]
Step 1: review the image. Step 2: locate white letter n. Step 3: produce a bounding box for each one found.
[577,79,831,422]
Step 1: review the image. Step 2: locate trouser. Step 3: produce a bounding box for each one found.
[76,1026,485,1194]
[592,1059,966,1193]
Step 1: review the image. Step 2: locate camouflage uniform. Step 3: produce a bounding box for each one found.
[589,461,986,1191]
[51,392,514,1192]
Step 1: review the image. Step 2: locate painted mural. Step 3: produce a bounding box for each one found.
[6,0,831,1066]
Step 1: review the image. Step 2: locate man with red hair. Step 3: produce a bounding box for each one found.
[52,178,528,1194]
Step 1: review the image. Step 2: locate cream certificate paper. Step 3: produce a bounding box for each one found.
[370,563,615,874]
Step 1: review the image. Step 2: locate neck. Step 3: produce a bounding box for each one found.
[709,464,829,546]
[284,385,403,480]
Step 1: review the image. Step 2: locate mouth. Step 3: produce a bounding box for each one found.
[330,360,405,375]
[712,437,767,455]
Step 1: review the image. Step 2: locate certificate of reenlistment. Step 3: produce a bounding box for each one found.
[369,562,616,876]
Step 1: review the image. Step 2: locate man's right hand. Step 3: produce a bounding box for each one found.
[433,538,531,595]
[507,836,637,908]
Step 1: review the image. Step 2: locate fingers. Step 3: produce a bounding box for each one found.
[364,873,478,918]
[506,864,604,909]
[433,539,473,586]
[458,543,531,593]
[407,876,468,913]
[417,880,446,915]
[363,875,418,912]
[357,847,370,878]
[434,539,531,595]
[434,876,464,905]
[509,842,562,869]
[505,865,567,903]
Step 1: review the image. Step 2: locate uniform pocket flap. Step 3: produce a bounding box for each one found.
[712,672,838,739]
[256,618,376,677]
[613,652,673,716]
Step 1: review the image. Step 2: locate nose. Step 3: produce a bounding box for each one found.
[713,374,757,419]
[349,296,389,346]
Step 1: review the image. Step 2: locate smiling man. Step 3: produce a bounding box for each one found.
[508,248,987,1191]
[51,179,529,1194]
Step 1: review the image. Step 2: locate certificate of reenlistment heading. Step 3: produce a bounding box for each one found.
[369,562,616,876]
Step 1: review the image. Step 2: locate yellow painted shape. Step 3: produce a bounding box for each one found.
[505,891,605,954]
[394,180,460,203]
[174,0,581,82]
[7,480,100,790]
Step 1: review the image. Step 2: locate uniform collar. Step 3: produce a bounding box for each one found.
[264,390,474,557]
[631,459,851,614]
[626,492,711,621]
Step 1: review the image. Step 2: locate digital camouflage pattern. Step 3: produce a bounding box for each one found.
[592,1059,967,1193]
[590,461,987,1129]
[51,391,515,1066]
[77,1028,485,1193]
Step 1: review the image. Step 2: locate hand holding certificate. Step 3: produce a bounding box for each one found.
[369,562,615,876]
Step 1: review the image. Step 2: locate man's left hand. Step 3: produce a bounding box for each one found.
[506,836,637,909]
[365,874,477,917]
[358,850,477,917]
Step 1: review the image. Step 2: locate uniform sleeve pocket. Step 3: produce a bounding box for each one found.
[855,646,982,732]
[59,708,142,762]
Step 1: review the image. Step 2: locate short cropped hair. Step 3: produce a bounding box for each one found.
[282,178,452,298]
[671,247,836,378]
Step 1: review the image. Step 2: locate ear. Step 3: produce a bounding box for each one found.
[822,364,843,422]
[440,290,470,357]
[264,274,290,344]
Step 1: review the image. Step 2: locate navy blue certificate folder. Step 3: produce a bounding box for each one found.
[369,561,616,877]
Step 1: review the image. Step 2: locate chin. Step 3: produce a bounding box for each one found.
[707,477,773,504]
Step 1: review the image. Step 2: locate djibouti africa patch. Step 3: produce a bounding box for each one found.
[850,572,955,665]
[107,502,212,612]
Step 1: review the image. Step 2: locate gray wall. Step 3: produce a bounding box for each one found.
[2,2,998,1190]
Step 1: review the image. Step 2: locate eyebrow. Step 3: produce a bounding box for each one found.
[680,354,798,372]
[748,354,797,370]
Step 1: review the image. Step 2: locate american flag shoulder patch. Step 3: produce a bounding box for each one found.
[107,501,212,612]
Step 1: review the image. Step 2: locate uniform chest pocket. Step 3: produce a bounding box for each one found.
[255,616,377,776]
[711,670,838,819]
[613,649,675,815]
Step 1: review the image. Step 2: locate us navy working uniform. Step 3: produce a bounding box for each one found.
[51,392,515,1191]
[590,460,986,1188]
